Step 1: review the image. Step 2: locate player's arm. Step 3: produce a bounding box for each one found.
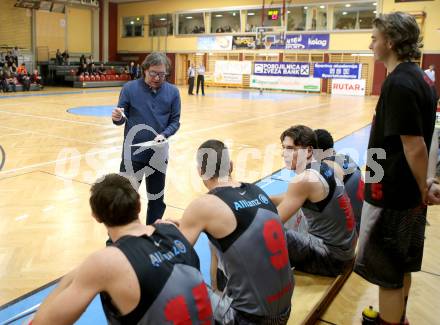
[32,251,109,325]
[277,175,312,223]
[269,193,285,206]
[179,196,210,246]
[401,135,429,202]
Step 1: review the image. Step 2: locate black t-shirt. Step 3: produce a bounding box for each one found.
[365,62,437,209]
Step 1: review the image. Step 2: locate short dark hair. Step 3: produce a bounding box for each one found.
[373,12,422,61]
[89,173,140,227]
[280,125,317,148]
[197,140,230,180]
[141,52,170,72]
[314,129,334,151]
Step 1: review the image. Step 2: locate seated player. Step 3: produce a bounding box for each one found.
[270,125,357,277]
[179,139,293,324]
[33,173,212,325]
[314,128,364,233]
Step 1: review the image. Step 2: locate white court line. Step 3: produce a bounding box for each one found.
[0,102,327,176]
[0,109,112,128]
[0,125,103,146]
[0,146,121,175]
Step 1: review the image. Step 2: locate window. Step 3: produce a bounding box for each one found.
[177,12,205,35]
[287,5,327,31]
[333,2,376,30]
[123,16,144,37]
[245,8,281,32]
[210,10,240,33]
[149,14,173,36]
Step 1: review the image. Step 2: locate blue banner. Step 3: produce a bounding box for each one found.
[285,34,329,50]
[313,63,362,79]
[253,62,310,77]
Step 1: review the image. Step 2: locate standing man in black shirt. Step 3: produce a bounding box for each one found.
[354,12,437,325]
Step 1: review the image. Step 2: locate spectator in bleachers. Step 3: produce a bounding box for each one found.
[88,63,97,75]
[17,63,30,91]
[10,63,17,74]
[5,71,17,92]
[0,70,8,93]
[80,54,86,66]
[77,63,88,76]
[62,49,70,66]
[55,49,63,65]
[11,47,19,65]
[129,61,136,80]
[30,69,43,89]
[98,63,106,75]
[135,63,142,79]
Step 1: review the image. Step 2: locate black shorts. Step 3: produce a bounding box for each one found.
[354,202,427,289]
[285,229,352,277]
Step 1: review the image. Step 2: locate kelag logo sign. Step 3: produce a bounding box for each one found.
[254,62,310,77]
[285,34,329,50]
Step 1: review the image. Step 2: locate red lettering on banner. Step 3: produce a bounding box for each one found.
[337,194,355,231]
[263,219,289,270]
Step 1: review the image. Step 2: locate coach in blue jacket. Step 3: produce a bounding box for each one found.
[112,52,181,224]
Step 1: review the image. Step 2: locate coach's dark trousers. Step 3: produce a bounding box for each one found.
[188,76,195,94]
[197,75,205,95]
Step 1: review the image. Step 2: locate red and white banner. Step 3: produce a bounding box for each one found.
[331,79,366,96]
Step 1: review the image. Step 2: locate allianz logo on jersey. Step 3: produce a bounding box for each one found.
[149,240,187,267]
[234,194,269,211]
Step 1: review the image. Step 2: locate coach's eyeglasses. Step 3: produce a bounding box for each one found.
[148,71,167,79]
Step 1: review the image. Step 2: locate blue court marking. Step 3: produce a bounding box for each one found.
[68,106,115,117]
[0,88,120,100]
[206,90,311,101]
[0,124,372,324]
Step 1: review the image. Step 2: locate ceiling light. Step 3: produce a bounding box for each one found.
[248,12,255,16]
[287,10,291,13]
[186,16,193,19]
[373,2,377,5]
[215,14,223,17]
[342,12,347,15]
[232,12,236,16]
[136,17,140,21]
[320,5,325,9]
[130,21,134,24]
[345,4,351,7]
[304,6,308,9]
[159,18,166,21]
[373,10,377,14]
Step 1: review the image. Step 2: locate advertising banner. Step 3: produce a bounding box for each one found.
[314,63,362,79]
[253,61,310,77]
[215,60,252,75]
[285,34,330,50]
[197,36,233,51]
[250,75,321,92]
[331,79,366,96]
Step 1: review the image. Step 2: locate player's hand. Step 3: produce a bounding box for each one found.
[427,178,440,205]
[112,107,125,121]
[154,134,166,143]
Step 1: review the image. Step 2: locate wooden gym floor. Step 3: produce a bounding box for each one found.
[0,86,438,324]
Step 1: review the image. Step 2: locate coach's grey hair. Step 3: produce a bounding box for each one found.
[141,52,171,72]
[373,12,423,61]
